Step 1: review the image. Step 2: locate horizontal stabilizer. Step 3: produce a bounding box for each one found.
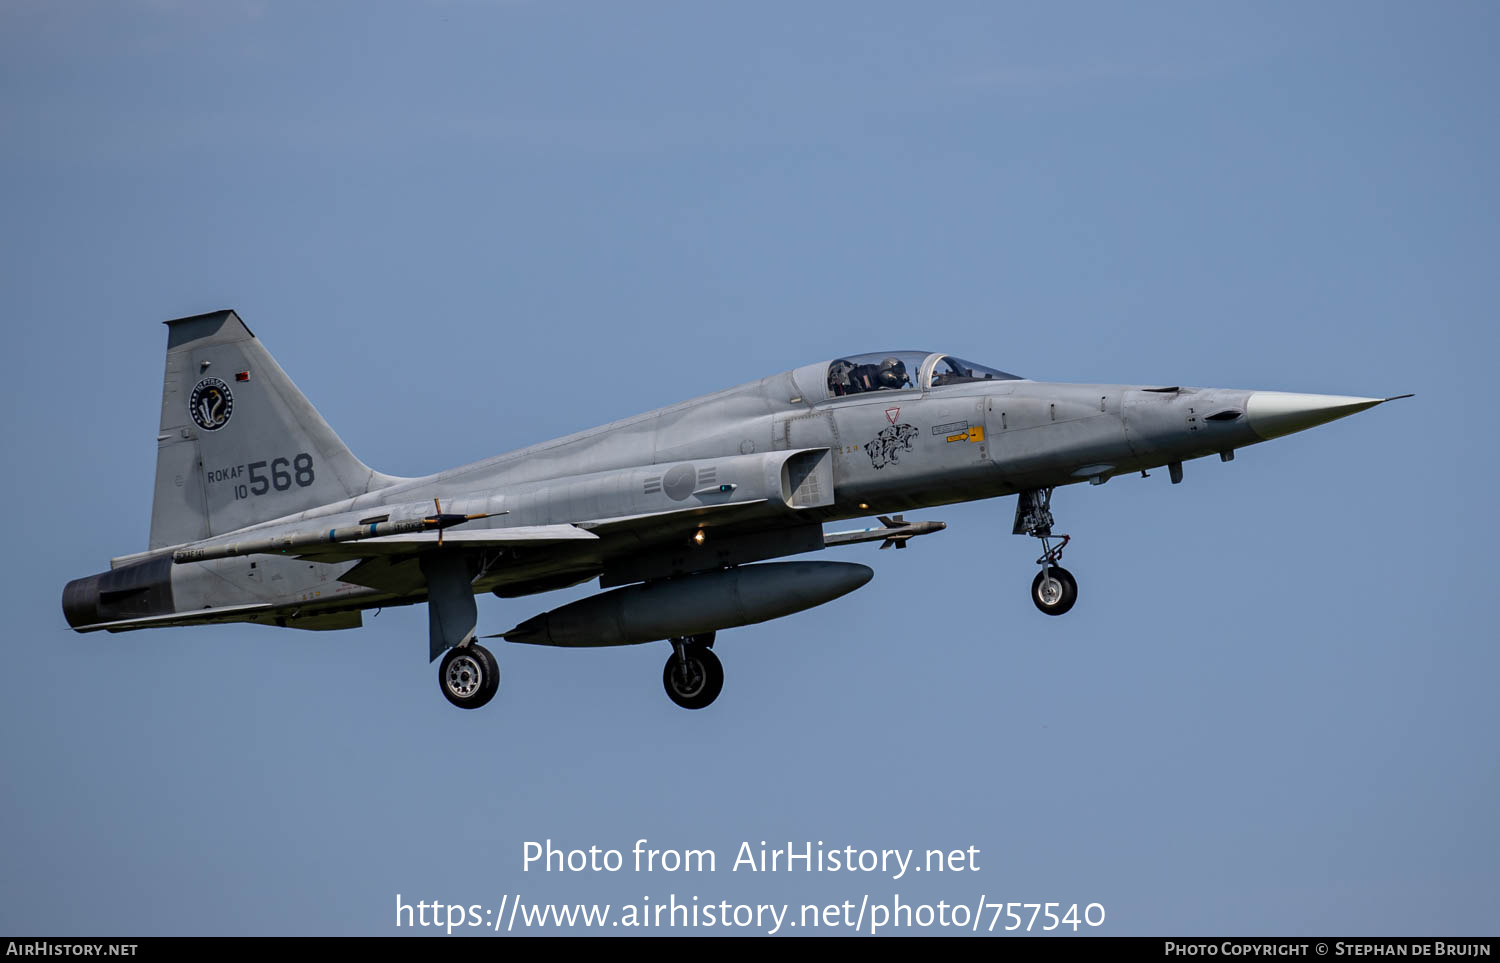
[69,601,275,634]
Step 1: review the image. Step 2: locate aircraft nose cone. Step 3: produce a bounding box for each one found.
[1245,391,1388,441]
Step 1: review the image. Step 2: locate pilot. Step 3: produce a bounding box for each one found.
[848,357,909,392]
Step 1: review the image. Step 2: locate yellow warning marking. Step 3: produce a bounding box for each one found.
[947,426,986,443]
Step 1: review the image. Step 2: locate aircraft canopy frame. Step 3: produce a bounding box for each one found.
[823,351,1021,399]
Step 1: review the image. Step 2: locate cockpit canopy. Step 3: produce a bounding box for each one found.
[929,355,1021,387]
[825,352,1020,398]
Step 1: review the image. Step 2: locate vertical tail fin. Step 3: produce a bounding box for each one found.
[149,310,405,549]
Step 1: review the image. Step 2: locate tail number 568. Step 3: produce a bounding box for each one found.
[234,453,315,499]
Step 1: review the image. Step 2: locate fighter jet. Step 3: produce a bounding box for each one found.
[62,311,1410,710]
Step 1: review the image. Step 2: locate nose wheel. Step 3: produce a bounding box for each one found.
[1016,487,1080,617]
[1031,566,1077,615]
[663,638,723,710]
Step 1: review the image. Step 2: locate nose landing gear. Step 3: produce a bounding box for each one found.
[1031,564,1077,615]
[1015,488,1079,616]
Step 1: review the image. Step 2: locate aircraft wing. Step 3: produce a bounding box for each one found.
[575,499,771,540]
[305,499,770,564]
[288,525,598,562]
[343,499,781,597]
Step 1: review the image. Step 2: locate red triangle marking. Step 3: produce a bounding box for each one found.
[885,407,900,424]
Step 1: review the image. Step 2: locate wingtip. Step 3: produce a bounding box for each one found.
[1383,393,1415,403]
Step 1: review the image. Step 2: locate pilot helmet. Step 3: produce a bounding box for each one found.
[877,357,907,389]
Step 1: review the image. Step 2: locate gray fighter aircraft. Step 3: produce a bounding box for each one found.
[62,311,1410,710]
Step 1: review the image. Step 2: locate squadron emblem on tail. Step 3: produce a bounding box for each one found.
[189,377,233,431]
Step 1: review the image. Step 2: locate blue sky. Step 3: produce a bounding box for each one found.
[1,1,1495,936]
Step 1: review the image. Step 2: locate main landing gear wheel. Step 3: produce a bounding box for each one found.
[439,642,500,709]
[663,642,723,710]
[1031,566,1078,616]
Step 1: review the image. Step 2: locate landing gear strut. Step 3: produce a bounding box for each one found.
[1015,488,1078,616]
[439,642,500,709]
[662,635,723,709]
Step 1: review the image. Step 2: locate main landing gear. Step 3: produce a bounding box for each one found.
[439,642,500,709]
[434,634,726,711]
[663,633,723,709]
[1015,488,1078,616]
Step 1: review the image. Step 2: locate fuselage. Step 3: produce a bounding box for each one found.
[66,348,1377,632]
